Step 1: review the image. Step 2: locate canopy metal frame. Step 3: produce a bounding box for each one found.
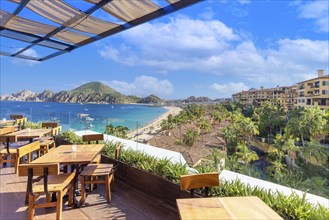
[1,0,202,61]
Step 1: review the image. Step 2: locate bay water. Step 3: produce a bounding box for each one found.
[0,101,167,133]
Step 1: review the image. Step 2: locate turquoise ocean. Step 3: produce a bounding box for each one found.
[0,101,168,133]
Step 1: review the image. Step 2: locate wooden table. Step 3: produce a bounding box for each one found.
[3,128,52,154]
[0,119,15,126]
[32,144,104,165]
[32,144,105,207]
[4,128,52,142]
[176,196,283,220]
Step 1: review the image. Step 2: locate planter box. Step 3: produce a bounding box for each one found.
[55,137,73,146]
[100,154,191,207]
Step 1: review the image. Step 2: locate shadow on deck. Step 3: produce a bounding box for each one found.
[0,166,179,219]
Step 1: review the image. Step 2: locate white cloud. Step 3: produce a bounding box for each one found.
[11,48,39,66]
[238,0,251,4]
[210,82,249,98]
[106,75,174,98]
[99,16,328,88]
[298,1,329,32]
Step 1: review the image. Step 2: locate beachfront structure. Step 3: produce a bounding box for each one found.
[295,70,329,109]
[232,70,328,110]
[232,86,297,110]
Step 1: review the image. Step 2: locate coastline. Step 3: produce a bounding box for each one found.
[127,106,182,141]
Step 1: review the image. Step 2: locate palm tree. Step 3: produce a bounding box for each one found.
[196,117,211,141]
[266,160,287,182]
[301,141,328,165]
[105,124,115,135]
[115,125,129,138]
[183,129,199,146]
[233,143,259,164]
[211,110,222,125]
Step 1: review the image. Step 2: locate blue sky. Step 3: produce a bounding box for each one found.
[1,0,328,99]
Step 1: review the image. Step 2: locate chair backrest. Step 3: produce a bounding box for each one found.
[17,141,40,162]
[0,126,15,135]
[41,122,59,129]
[18,163,60,177]
[18,163,60,196]
[16,141,41,174]
[51,126,62,136]
[10,114,23,120]
[82,134,104,144]
[0,126,16,143]
[114,144,122,160]
[180,172,219,197]
[15,118,27,130]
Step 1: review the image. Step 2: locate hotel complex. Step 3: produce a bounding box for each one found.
[232,70,329,110]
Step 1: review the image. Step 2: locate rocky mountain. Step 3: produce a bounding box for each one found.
[183,96,212,103]
[0,82,163,104]
[137,95,162,104]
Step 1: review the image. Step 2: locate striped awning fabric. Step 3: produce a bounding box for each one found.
[1,0,202,61]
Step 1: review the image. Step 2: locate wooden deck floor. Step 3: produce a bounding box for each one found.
[0,166,179,219]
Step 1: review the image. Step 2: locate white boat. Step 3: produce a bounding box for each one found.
[86,116,94,121]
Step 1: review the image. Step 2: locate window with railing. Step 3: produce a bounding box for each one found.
[314,81,320,88]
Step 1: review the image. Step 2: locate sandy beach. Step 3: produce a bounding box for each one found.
[127,106,182,142]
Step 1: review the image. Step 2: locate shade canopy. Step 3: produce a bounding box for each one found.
[0,0,201,61]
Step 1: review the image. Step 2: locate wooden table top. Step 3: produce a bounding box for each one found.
[0,119,15,126]
[32,144,105,165]
[4,128,52,139]
[176,196,283,220]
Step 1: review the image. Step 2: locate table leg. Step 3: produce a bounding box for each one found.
[68,164,82,208]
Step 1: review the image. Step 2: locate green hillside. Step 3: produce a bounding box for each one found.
[70,81,119,96]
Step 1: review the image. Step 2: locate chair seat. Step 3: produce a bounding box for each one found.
[39,139,54,146]
[0,148,17,154]
[33,172,75,193]
[34,137,53,142]
[81,164,113,176]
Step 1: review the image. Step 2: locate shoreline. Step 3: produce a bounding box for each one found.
[127,106,182,141]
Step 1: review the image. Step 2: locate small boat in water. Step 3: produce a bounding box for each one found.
[86,116,94,121]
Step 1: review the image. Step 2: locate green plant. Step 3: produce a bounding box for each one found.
[23,121,42,129]
[213,180,329,220]
[58,130,83,144]
[175,139,183,145]
[182,129,199,146]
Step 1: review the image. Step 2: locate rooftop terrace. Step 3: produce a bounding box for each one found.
[0,166,178,219]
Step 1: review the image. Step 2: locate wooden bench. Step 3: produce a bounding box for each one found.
[18,163,75,220]
[180,172,219,197]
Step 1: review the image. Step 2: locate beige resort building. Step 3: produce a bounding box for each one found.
[296,70,329,109]
[232,70,329,110]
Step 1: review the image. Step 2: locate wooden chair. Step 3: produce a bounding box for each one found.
[180,172,219,197]
[80,144,121,205]
[15,117,27,130]
[18,163,75,220]
[0,126,18,167]
[10,114,24,120]
[82,134,104,163]
[37,123,61,154]
[15,141,41,174]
